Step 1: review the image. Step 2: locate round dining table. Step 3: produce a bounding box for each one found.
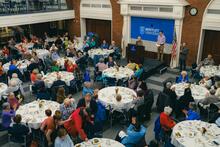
[16,100,60,129]
[3,59,30,74]
[98,86,136,110]
[171,120,220,147]
[200,65,220,77]
[88,48,114,59]
[173,83,209,103]
[75,138,125,147]
[102,67,134,80]
[43,71,74,88]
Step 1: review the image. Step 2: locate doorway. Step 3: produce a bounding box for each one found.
[86,19,111,46]
[202,30,220,64]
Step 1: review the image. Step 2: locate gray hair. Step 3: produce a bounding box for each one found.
[2,102,10,109]
[164,106,172,115]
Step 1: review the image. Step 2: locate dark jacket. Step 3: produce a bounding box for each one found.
[8,123,29,143]
[179,47,189,61]
[51,80,67,88]
[77,98,98,115]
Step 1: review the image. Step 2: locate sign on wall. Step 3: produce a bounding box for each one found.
[131,17,175,44]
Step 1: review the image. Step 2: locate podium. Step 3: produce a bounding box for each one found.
[126,44,145,64]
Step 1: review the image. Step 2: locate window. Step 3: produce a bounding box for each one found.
[207,9,220,14]
[159,7,173,12]
[143,7,158,12]
[130,6,142,11]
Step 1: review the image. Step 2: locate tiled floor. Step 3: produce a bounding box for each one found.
[0,67,180,147]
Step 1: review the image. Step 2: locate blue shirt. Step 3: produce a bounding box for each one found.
[9,64,17,71]
[186,109,200,120]
[55,135,74,147]
[177,75,189,83]
[121,124,147,147]
[134,68,144,79]
[51,52,60,61]
[101,43,109,49]
[82,87,94,97]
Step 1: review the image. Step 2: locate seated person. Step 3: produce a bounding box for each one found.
[7,73,22,94]
[130,90,145,117]
[202,54,215,66]
[134,64,144,79]
[178,88,195,112]
[30,69,39,83]
[199,76,212,89]
[106,56,116,68]
[51,74,67,88]
[82,41,90,52]
[128,76,139,90]
[33,74,45,92]
[77,93,98,117]
[56,87,66,104]
[127,60,139,71]
[176,70,189,83]
[60,98,76,120]
[182,103,200,120]
[8,114,29,143]
[40,109,55,146]
[100,40,109,49]
[160,106,176,132]
[54,128,74,147]
[1,102,16,130]
[7,92,21,110]
[82,82,94,96]
[115,120,146,146]
[90,38,96,48]
[51,61,60,72]
[63,107,93,141]
[27,58,38,73]
[9,59,18,71]
[199,88,220,106]
[65,60,77,73]
[96,58,108,72]
[216,116,220,127]
[51,49,60,61]
[109,40,117,50]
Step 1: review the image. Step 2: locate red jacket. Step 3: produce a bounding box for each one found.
[66,64,77,72]
[160,112,175,131]
[64,108,87,140]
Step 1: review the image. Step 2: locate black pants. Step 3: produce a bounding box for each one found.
[179,58,186,71]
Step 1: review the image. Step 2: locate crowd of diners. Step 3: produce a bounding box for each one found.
[0,31,220,147]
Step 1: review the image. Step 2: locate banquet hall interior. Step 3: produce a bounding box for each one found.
[0,0,220,147]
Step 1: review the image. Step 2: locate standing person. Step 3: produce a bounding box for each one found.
[156,31,166,61]
[179,42,189,71]
[136,36,143,46]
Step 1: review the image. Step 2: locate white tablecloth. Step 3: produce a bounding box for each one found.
[30,49,50,60]
[98,86,136,110]
[56,57,76,68]
[3,60,30,73]
[200,65,220,77]
[171,120,220,147]
[0,83,8,99]
[43,71,74,88]
[16,100,60,129]
[88,48,114,59]
[102,67,134,80]
[75,138,125,147]
[174,83,209,103]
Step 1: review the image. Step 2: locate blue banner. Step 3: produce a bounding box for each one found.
[131,17,175,44]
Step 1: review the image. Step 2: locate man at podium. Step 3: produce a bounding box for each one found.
[136,36,143,46]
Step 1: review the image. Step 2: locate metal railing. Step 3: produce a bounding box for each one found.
[0,0,72,15]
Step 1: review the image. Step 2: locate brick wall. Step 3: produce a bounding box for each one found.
[68,0,123,46]
[181,0,211,65]
[110,0,123,46]
[68,0,81,38]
